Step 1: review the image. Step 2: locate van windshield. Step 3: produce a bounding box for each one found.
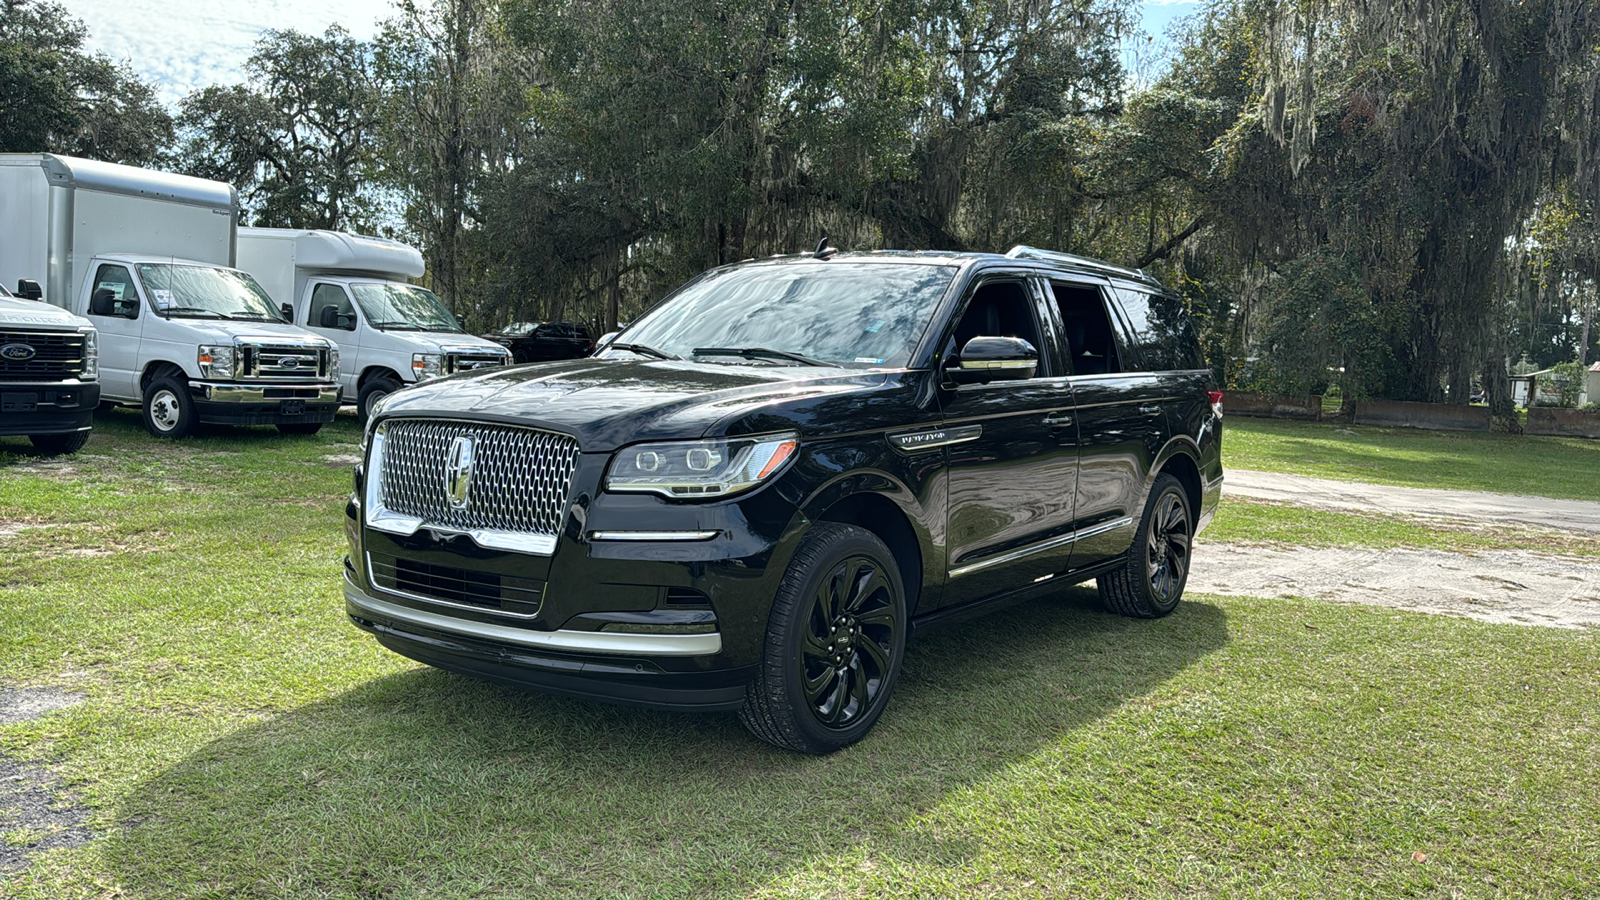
[350,284,461,332]
[136,264,285,321]
[609,261,957,368]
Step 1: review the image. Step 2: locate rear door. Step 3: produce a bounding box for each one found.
[1049,278,1172,570]
[935,272,1079,608]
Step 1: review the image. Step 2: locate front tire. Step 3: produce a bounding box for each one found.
[142,375,197,439]
[1098,473,1193,618]
[358,376,401,424]
[29,431,90,455]
[739,523,906,754]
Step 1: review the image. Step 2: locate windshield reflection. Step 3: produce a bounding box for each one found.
[351,284,462,332]
[135,264,285,321]
[608,262,956,368]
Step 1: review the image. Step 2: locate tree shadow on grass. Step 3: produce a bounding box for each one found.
[104,587,1228,898]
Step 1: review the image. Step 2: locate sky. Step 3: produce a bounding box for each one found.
[64,0,1203,106]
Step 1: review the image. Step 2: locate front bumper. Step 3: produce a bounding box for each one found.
[0,381,99,436]
[192,381,340,426]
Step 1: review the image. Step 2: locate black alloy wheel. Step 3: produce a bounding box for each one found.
[740,523,906,753]
[1099,472,1193,618]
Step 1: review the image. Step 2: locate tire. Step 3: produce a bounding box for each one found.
[277,423,323,436]
[29,431,90,455]
[141,375,198,439]
[1098,473,1193,618]
[358,376,402,424]
[739,523,907,754]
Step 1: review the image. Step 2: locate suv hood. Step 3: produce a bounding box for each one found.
[0,296,92,330]
[376,358,891,450]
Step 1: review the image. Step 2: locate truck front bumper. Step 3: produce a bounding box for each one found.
[0,381,99,436]
[191,381,340,426]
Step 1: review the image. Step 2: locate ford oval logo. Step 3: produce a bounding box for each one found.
[280,357,300,370]
[0,343,37,362]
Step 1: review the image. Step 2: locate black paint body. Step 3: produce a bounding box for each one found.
[346,252,1223,711]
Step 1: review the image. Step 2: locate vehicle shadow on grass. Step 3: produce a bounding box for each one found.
[103,588,1228,898]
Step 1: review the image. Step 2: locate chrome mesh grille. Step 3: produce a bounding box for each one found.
[377,418,579,537]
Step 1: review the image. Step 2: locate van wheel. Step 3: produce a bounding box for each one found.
[739,523,906,754]
[277,423,323,436]
[358,376,401,423]
[1098,473,1192,618]
[142,376,197,438]
[29,431,90,455]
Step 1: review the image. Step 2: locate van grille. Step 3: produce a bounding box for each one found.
[375,418,579,539]
[241,343,329,380]
[0,331,86,381]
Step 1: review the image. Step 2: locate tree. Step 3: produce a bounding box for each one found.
[172,26,380,230]
[0,0,172,163]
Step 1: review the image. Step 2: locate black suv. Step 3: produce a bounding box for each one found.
[344,247,1223,752]
[481,321,595,363]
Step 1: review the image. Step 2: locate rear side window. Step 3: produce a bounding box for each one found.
[1114,288,1203,371]
[1050,282,1121,376]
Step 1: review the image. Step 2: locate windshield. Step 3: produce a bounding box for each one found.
[497,322,540,337]
[136,264,285,321]
[350,283,462,332]
[609,262,956,368]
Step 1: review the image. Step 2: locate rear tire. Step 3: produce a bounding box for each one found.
[276,423,323,436]
[1098,473,1193,618]
[358,376,401,424]
[141,375,197,439]
[739,523,906,754]
[29,431,90,455]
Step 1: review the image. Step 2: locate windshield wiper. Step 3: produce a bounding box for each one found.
[370,320,423,331]
[165,307,229,320]
[609,342,679,360]
[693,347,835,367]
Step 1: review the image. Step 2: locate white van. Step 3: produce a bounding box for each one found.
[0,154,340,437]
[236,228,511,421]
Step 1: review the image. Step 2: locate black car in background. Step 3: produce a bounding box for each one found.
[482,321,595,363]
[346,246,1223,753]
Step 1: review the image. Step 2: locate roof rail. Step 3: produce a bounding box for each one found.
[1004,245,1150,282]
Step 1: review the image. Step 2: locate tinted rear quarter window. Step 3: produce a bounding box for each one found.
[1113,287,1203,371]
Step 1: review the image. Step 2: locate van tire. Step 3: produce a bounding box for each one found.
[141,375,197,439]
[358,376,401,423]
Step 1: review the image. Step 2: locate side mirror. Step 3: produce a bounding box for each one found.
[89,288,117,317]
[320,305,341,329]
[281,302,294,322]
[950,336,1038,384]
[16,279,42,301]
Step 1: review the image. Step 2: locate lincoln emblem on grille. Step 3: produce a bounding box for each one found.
[445,434,476,509]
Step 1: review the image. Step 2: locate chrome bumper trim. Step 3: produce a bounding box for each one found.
[365,511,560,556]
[949,516,1134,579]
[345,575,723,657]
[194,382,340,404]
[588,530,720,542]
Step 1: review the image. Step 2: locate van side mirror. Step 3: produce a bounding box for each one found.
[281,303,293,322]
[950,336,1038,384]
[89,288,116,316]
[16,279,42,301]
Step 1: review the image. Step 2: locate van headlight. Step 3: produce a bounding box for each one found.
[81,329,98,380]
[329,344,341,381]
[197,343,236,379]
[605,433,799,499]
[412,352,444,381]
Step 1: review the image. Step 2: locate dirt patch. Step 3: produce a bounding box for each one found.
[320,452,362,467]
[1191,543,1600,629]
[0,688,93,874]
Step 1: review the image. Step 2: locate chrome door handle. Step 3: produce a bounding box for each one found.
[1138,405,1162,416]
[1043,413,1074,427]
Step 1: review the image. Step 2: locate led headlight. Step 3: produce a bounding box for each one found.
[80,329,98,380]
[197,343,236,379]
[605,433,799,499]
[412,352,445,381]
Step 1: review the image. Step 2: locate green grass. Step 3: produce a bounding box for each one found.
[1223,417,1600,500]
[1,410,1598,897]
[1209,498,1600,557]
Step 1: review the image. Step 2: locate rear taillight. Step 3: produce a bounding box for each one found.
[1208,390,1224,417]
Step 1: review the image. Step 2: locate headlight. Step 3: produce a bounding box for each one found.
[198,343,236,379]
[81,329,98,380]
[605,433,799,499]
[329,344,341,381]
[412,352,444,381]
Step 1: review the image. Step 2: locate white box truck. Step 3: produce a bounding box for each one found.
[0,153,341,437]
[236,227,509,421]
[0,281,99,454]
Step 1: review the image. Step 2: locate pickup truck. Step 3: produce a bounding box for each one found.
[0,280,99,454]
